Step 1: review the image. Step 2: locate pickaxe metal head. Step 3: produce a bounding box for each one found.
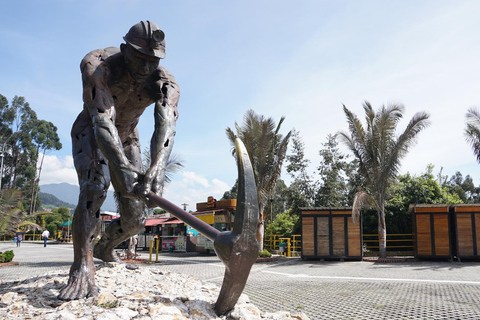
[213,138,260,315]
[147,138,259,316]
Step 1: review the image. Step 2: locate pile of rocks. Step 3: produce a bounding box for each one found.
[0,263,309,320]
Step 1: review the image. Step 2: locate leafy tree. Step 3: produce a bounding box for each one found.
[29,119,62,213]
[222,180,238,200]
[443,171,480,203]
[337,102,430,258]
[0,95,63,215]
[285,130,315,214]
[265,210,299,237]
[3,96,38,189]
[315,134,356,207]
[376,165,463,236]
[153,208,167,215]
[226,109,292,250]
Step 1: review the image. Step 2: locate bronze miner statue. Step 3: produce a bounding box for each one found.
[59,21,259,316]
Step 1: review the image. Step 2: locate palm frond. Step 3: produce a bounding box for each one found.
[352,190,376,224]
[465,108,480,163]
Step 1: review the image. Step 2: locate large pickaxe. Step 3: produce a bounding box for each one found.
[146,138,260,316]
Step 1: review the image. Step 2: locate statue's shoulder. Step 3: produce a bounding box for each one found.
[80,47,121,76]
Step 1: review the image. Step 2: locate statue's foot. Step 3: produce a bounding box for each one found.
[93,243,122,263]
[58,265,99,300]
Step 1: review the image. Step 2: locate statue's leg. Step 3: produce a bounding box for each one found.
[59,112,110,300]
[94,129,146,262]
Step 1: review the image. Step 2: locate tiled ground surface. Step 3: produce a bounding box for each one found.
[2,242,480,319]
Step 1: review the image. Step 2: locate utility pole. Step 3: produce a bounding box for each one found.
[182,203,189,211]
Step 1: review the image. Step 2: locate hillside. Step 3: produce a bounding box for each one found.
[39,192,75,208]
[39,183,117,211]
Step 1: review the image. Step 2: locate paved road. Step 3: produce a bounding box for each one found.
[2,242,480,319]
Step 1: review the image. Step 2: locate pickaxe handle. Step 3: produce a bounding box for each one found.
[146,192,220,241]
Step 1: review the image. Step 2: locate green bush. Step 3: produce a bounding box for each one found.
[0,250,14,263]
[259,249,272,258]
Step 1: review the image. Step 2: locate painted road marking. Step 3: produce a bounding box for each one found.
[262,270,480,285]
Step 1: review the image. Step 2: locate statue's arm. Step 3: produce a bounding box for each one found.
[145,68,180,197]
[81,51,141,195]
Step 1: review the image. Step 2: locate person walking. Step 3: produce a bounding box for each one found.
[15,230,26,247]
[42,229,50,247]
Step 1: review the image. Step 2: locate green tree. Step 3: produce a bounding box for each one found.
[222,180,238,200]
[29,120,62,213]
[315,134,356,207]
[374,165,463,236]
[265,210,299,237]
[337,102,430,258]
[226,109,292,250]
[285,130,315,214]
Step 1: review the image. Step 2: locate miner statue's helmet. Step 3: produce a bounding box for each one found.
[124,20,166,59]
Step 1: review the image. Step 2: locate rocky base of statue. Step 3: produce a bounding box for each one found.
[0,263,310,320]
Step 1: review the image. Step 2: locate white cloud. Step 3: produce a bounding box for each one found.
[38,156,231,209]
[163,171,230,209]
[38,155,78,186]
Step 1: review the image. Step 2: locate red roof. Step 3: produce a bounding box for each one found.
[162,219,183,225]
[145,218,168,226]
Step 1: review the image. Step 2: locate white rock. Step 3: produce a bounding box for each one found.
[0,263,310,320]
[1,292,18,303]
[57,309,77,320]
[230,302,263,320]
[114,307,138,320]
[185,300,218,320]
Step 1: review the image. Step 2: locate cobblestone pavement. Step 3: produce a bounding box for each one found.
[2,242,480,319]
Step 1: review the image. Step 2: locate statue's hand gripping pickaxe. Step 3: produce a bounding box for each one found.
[146,138,260,316]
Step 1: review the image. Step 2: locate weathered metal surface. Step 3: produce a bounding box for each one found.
[60,20,259,316]
[59,20,179,301]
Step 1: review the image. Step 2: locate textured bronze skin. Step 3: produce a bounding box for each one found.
[59,24,179,301]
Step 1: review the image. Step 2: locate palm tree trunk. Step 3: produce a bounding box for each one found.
[377,208,387,258]
[258,204,265,251]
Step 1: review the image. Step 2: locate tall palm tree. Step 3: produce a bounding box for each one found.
[226,109,292,250]
[465,108,480,162]
[337,102,430,258]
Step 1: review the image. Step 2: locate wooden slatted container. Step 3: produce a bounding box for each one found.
[451,204,480,260]
[300,207,362,260]
[410,204,453,260]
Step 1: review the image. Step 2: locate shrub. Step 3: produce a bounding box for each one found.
[0,250,14,263]
[259,249,272,258]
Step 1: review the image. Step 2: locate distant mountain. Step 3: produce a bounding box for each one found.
[39,183,117,212]
[39,192,75,208]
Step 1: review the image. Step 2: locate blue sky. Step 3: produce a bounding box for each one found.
[2,1,480,208]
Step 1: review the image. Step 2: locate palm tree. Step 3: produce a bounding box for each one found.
[226,109,292,250]
[465,108,480,162]
[0,188,43,237]
[337,102,430,258]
